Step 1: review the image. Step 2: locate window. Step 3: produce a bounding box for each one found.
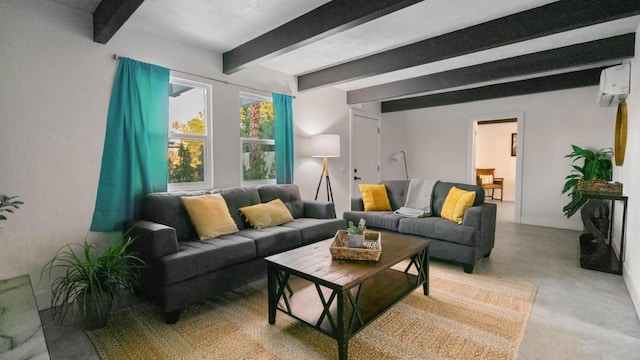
[168,77,212,190]
[240,93,275,185]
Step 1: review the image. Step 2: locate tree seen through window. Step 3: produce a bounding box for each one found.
[240,97,275,182]
[168,112,205,183]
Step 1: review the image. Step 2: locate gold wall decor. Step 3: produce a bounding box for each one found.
[614,100,627,166]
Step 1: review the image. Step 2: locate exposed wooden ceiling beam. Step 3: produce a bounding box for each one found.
[222,0,423,74]
[298,0,640,91]
[347,33,634,104]
[381,67,608,113]
[93,0,145,44]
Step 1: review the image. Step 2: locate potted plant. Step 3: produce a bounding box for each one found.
[561,145,613,217]
[0,194,23,229]
[42,234,144,329]
[346,219,366,248]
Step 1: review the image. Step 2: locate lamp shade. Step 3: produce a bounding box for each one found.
[391,151,405,162]
[311,134,340,158]
[391,150,408,180]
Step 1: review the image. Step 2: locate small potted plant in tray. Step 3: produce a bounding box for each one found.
[346,219,366,248]
[42,234,144,329]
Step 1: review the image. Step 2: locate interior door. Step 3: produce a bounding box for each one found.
[351,112,380,197]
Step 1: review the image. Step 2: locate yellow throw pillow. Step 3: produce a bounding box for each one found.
[181,194,239,240]
[441,187,476,225]
[359,184,392,211]
[239,199,294,229]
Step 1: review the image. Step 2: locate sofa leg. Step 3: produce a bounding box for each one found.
[463,264,474,273]
[483,250,492,258]
[165,309,181,324]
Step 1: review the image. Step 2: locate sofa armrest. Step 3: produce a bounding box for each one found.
[128,220,180,261]
[462,203,497,252]
[351,197,365,211]
[303,201,337,219]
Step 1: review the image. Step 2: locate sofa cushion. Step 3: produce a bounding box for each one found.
[181,194,239,239]
[141,190,211,242]
[281,218,347,245]
[432,182,484,217]
[441,187,476,225]
[359,184,392,211]
[257,184,304,218]
[398,217,479,246]
[215,187,262,230]
[236,226,301,257]
[303,201,337,219]
[158,234,256,285]
[343,211,402,232]
[379,180,410,210]
[239,199,294,229]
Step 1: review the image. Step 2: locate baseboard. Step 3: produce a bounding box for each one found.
[519,214,582,231]
[623,262,640,320]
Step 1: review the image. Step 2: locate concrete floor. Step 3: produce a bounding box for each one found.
[40,201,640,359]
[481,201,640,359]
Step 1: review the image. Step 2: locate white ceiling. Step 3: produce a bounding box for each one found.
[45,0,640,100]
[125,0,331,52]
[261,0,559,76]
[46,0,100,13]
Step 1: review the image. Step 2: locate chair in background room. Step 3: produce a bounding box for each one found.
[476,168,503,202]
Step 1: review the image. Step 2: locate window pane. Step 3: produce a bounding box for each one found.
[242,143,276,181]
[240,98,274,140]
[169,84,206,135]
[168,139,204,183]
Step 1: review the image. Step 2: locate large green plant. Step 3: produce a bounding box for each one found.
[561,145,613,218]
[42,235,144,329]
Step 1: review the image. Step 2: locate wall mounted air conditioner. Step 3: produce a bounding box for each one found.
[598,64,630,107]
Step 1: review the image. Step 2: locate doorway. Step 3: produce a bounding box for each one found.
[469,112,524,223]
[350,110,380,198]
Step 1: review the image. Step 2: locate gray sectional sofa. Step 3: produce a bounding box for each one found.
[344,180,496,273]
[129,184,345,323]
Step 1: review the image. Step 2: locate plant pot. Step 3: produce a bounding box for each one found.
[77,291,113,330]
[347,234,365,248]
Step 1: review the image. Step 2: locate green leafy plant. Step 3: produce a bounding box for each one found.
[561,145,613,218]
[0,194,23,228]
[347,219,366,235]
[42,235,145,329]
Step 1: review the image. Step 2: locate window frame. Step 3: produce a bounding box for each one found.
[167,75,213,192]
[239,92,276,186]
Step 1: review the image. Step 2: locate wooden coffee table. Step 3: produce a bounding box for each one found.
[265,232,430,360]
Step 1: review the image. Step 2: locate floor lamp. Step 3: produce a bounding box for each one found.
[311,134,340,202]
[392,150,408,180]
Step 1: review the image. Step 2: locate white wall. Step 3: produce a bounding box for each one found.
[379,111,409,181]
[292,88,402,217]
[476,122,518,201]
[293,88,351,217]
[395,86,616,230]
[621,22,640,318]
[0,0,295,308]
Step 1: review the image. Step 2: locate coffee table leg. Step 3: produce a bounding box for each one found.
[267,265,276,324]
[337,290,349,360]
[422,248,430,296]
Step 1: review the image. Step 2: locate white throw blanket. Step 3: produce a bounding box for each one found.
[394,179,437,218]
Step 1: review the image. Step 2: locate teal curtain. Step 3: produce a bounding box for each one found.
[90,58,170,232]
[273,93,294,184]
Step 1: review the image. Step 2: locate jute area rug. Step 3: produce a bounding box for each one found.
[87,263,537,360]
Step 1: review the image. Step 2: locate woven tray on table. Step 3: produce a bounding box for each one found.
[330,230,381,262]
[578,180,623,196]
